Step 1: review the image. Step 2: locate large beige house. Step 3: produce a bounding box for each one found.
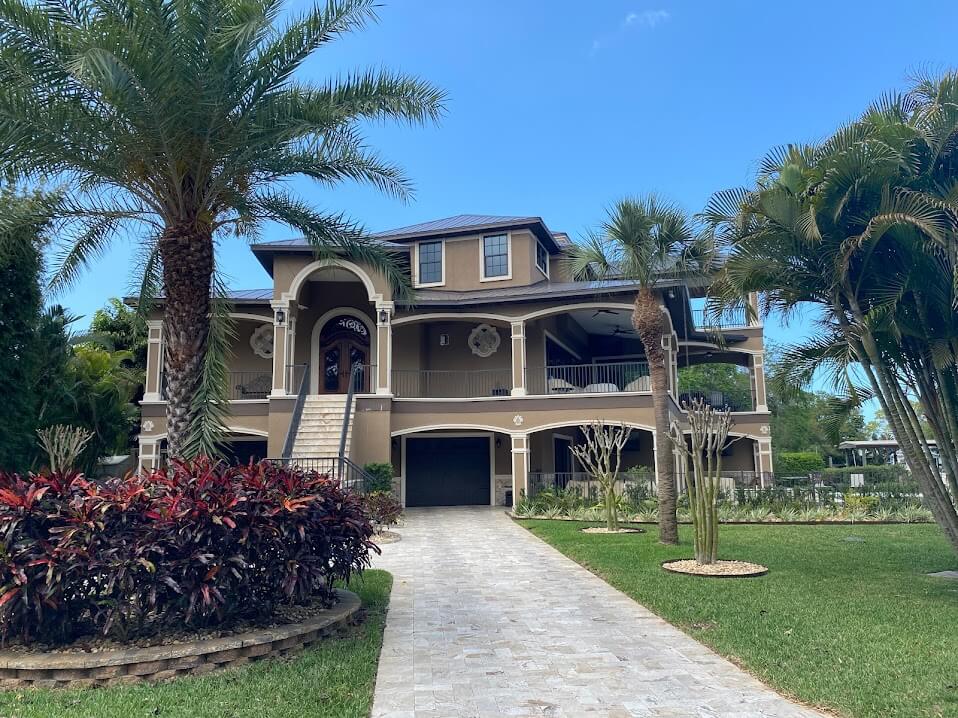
[138,214,773,506]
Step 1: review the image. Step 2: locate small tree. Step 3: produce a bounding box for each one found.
[669,399,737,565]
[36,425,93,474]
[571,421,632,531]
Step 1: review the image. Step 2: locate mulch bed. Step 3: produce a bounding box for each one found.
[661,559,768,578]
[371,530,402,544]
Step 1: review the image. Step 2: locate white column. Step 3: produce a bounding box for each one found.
[511,433,529,501]
[376,302,394,395]
[138,437,160,473]
[511,321,526,396]
[270,300,290,397]
[143,320,163,402]
[750,353,768,412]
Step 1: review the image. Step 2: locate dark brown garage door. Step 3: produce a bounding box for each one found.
[405,436,490,507]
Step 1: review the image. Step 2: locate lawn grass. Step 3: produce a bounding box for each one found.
[520,520,958,718]
[0,569,392,718]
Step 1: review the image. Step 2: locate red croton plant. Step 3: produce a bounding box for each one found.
[0,459,376,646]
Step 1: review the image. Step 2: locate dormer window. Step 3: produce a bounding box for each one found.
[535,240,549,277]
[416,240,444,287]
[480,233,511,281]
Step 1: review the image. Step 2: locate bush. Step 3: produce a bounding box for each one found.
[776,451,826,474]
[362,462,395,493]
[363,491,402,527]
[0,458,375,646]
[822,464,911,484]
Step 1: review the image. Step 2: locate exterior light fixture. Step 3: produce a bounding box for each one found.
[378,308,389,324]
[275,309,286,325]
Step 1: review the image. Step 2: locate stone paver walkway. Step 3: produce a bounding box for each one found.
[371,507,822,718]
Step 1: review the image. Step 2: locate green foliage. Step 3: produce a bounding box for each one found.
[0,190,49,472]
[776,451,826,475]
[90,298,148,375]
[362,463,395,493]
[363,491,402,527]
[677,363,752,411]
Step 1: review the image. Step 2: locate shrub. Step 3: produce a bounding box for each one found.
[844,492,880,512]
[776,451,825,475]
[822,464,911,484]
[0,458,375,646]
[364,491,402,527]
[362,462,395,493]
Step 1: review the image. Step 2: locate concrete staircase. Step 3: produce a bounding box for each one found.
[290,395,354,459]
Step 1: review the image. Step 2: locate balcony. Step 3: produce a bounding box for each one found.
[525,362,650,395]
[162,370,273,401]
[392,368,513,399]
[691,307,750,330]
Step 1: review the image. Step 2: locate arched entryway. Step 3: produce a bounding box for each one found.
[312,310,373,394]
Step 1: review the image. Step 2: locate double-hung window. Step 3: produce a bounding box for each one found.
[535,241,549,277]
[417,240,443,285]
[481,233,510,280]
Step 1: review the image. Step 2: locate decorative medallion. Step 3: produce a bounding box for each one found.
[760,424,770,435]
[468,323,501,358]
[250,323,274,359]
[513,415,524,426]
[142,420,154,432]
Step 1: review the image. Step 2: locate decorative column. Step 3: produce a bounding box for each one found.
[143,319,164,402]
[511,320,526,396]
[376,302,394,395]
[749,353,768,412]
[511,433,529,501]
[756,436,774,485]
[747,292,762,326]
[270,300,290,397]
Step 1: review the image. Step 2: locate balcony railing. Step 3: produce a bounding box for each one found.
[392,368,512,399]
[678,388,752,412]
[525,362,650,396]
[692,307,749,329]
[162,370,274,400]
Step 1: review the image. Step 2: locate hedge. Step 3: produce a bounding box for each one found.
[0,458,375,646]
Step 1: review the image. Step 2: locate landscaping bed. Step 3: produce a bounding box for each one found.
[521,520,958,718]
[0,571,392,717]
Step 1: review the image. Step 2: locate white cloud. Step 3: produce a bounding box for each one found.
[592,9,671,53]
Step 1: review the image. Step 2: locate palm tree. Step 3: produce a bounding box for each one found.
[565,196,714,544]
[705,75,958,553]
[0,0,445,457]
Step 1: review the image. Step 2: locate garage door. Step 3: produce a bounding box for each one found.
[405,436,491,507]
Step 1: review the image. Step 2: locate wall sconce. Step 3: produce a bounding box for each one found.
[495,437,502,449]
[378,308,390,324]
[439,333,450,346]
[275,309,286,326]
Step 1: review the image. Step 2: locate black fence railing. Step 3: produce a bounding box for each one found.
[526,362,651,395]
[528,469,773,503]
[678,388,752,413]
[692,307,749,329]
[268,456,372,494]
[392,368,512,398]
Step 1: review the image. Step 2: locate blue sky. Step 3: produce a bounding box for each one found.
[57,0,958,354]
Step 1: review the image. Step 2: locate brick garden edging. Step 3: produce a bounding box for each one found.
[0,588,360,690]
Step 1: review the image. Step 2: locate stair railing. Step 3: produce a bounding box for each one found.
[281,362,310,459]
[338,363,364,461]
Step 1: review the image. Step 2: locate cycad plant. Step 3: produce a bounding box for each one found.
[565,196,716,544]
[706,73,958,553]
[0,0,444,457]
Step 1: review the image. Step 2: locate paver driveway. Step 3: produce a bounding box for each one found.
[371,507,821,718]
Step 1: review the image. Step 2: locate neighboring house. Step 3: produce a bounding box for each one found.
[136,214,773,506]
[839,439,939,470]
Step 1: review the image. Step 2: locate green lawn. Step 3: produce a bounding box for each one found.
[0,570,392,718]
[521,520,958,718]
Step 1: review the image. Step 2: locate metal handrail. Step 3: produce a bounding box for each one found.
[281,362,310,459]
[338,363,365,460]
[526,361,650,395]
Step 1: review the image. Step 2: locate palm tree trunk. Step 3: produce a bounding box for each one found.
[159,223,214,457]
[633,287,678,544]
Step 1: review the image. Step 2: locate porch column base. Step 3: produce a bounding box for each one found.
[511,433,529,502]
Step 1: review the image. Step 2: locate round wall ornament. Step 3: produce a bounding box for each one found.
[468,323,501,357]
[250,323,274,359]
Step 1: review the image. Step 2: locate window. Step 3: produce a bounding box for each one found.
[417,240,443,285]
[481,233,510,280]
[535,241,549,276]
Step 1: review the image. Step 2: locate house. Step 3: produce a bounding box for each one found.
[137,214,773,506]
[839,439,938,470]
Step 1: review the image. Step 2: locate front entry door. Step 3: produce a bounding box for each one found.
[319,314,371,394]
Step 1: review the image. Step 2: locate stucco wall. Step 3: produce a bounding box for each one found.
[416,230,541,291]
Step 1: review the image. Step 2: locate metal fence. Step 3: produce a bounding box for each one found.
[677,388,752,412]
[268,456,371,494]
[525,361,651,395]
[691,307,749,329]
[392,368,512,398]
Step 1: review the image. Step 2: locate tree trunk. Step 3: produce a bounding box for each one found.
[633,287,678,544]
[159,222,214,457]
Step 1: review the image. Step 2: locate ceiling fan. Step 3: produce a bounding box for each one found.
[612,326,635,336]
[592,309,619,318]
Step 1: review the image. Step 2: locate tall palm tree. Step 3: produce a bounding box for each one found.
[706,76,958,553]
[565,196,714,544]
[0,0,445,457]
